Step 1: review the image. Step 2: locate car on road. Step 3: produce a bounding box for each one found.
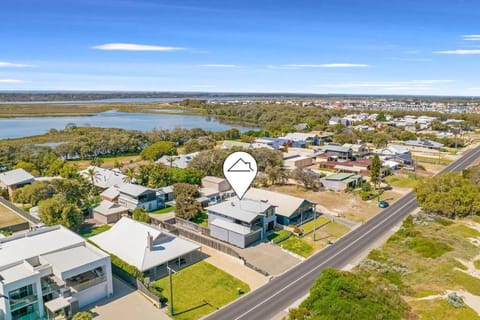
[378,200,389,208]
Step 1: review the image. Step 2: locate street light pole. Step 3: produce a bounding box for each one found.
[167,265,176,316]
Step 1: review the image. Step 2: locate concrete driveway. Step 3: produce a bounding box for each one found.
[82,276,171,320]
[238,242,301,276]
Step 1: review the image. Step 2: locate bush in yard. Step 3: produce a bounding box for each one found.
[133,208,151,223]
[72,312,93,320]
[140,141,176,161]
[110,254,145,281]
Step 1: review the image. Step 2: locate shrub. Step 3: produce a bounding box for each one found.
[110,254,145,281]
[447,292,465,308]
[406,237,453,258]
[72,312,93,320]
[133,208,151,223]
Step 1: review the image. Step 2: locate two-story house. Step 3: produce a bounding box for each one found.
[0,226,113,320]
[117,184,158,212]
[207,199,276,248]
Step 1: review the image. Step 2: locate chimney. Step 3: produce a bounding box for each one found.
[146,232,153,250]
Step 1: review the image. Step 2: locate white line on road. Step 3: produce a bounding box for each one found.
[234,198,416,320]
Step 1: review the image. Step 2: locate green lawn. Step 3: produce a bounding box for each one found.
[385,175,419,189]
[322,221,351,238]
[301,216,331,234]
[278,235,314,257]
[80,225,111,238]
[150,206,176,215]
[267,229,291,241]
[191,211,208,227]
[154,261,249,320]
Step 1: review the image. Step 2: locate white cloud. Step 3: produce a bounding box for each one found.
[281,63,369,68]
[463,35,480,41]
[0,79,26,83]
[314,80,453,89]
[0,61,32,68]
[198,64,241,68]
[433,49,480,55]
[92,43,185,51]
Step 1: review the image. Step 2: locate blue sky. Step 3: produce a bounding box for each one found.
[1,0,480,95]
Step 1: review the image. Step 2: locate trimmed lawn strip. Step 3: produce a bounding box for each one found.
[80,225,111,238]
[278,236,314,258]
[0,203,26,228]
[300,216,330,234]
[150,206,176,215]
[154,261,249,320]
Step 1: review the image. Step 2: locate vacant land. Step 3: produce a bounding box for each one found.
[0,203,26,228]
[154,261,249,320]
[385,175,419,189]
[355,215,480,318]
[268,184,405,223]
[71,155,143,170]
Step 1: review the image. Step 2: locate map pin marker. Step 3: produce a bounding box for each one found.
[223,151,258,200]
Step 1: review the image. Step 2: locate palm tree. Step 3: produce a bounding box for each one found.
[123,167,137,184]
[166,155,177,168]
[86,167,100,186]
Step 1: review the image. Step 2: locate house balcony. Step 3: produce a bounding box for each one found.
[67,272,106,293]
[9,295,38,312]
[12,311,40,320]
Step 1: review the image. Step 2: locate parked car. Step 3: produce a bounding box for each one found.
[378,200,389,208]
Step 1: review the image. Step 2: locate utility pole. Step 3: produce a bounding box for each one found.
[167,265,176,316]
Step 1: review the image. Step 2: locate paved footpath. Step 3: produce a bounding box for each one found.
[201,246,269,290]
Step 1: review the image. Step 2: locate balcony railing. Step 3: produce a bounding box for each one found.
[9,295,38,311]
[70,275,106,292]
[12,311,40,320]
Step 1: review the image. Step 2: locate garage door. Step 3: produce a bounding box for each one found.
[74,282,108,308]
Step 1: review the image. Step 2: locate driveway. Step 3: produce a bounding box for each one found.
[238,242,301,276]
[82,276,171,320]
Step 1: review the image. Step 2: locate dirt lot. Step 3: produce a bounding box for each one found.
[268,184,408,224]
[0,203,26,228]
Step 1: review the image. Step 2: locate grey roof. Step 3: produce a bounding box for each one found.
[157,186,174,194]
[0,168,35,186]
[207,199,273,223]
[244,188,313,218]
[155,152,199,169]
[41,246,106,273]
[100,186,120,199]
[91,218,200,271]
[118,183,153,197]
[321,144,352,153]
[94,200,128,216]
[282,132,318,141]
[404,139,444,149]
[210,219,253,235]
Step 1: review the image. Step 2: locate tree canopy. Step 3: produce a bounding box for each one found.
[414,169,480,218]
[38,195,83,231]
[140,141,176,161]
[173,183,201,220]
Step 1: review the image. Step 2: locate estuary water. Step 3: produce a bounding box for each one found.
[0,110,256,139]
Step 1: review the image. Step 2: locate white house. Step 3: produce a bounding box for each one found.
[79,166,126,189]
[0,226,113,320]
[155,152,199,169]
[91,218,201,280]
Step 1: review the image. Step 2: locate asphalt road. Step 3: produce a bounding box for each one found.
[205,145,480,320]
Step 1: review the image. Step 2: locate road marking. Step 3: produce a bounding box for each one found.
[234,198,416,320]
[209,145,480,320]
